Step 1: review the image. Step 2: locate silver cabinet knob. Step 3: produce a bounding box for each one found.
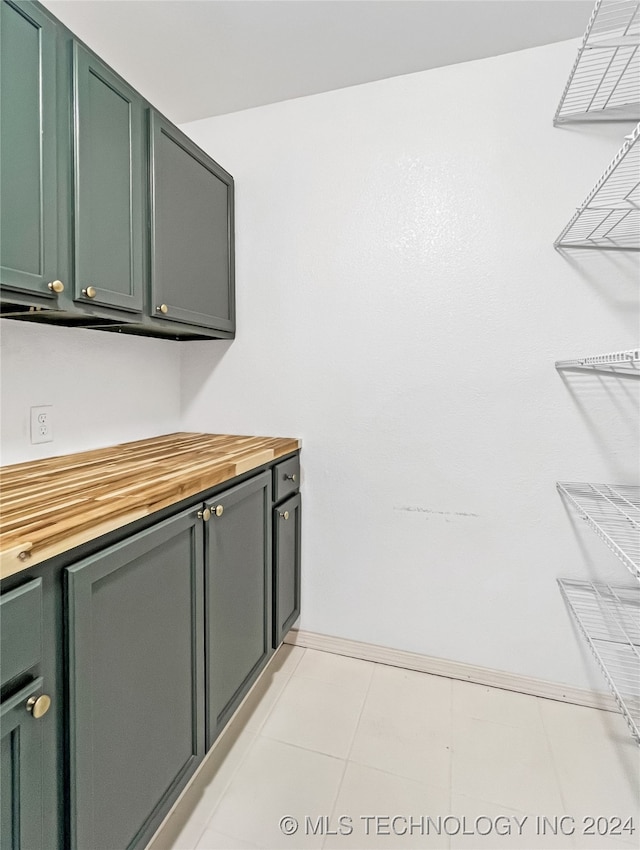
[280,510,289,520]
[198,508,212,521]
[214,505,224,517]
[284,473,296,482]
[26,694,51,719]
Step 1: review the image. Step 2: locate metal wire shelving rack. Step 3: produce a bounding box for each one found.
[553,1,640,746]
[558,579,639,743]
[557,482,640,581]
[554,0,640,125]
[554,122,640,249]
[555,347,640,373]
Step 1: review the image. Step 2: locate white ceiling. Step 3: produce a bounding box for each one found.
[42,0,593,124]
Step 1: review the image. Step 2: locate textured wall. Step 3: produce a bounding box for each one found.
[0,321,181,465]
[179,40,639,688]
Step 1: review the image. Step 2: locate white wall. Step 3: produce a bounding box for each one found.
[180,40,639,689]
[0,321,181,465]
[1,38,636,691]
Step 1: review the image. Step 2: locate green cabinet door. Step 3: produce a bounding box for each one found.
[273,492,302,647]
[72,42,144,312]
[1,679,46,850]
[65,507,205,850]
[205,472,271,745]
[0,0,58,298]
[149,111,235,332]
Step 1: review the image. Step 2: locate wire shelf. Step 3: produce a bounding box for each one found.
[554,0,640,125]
[556,347,640,374]
[555,123,640,249]
[558,579,640,743]
[557,482,640,581]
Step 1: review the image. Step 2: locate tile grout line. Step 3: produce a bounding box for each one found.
[536,696,573,821]
[320,759,350,850]
[187,653,630,850]
[193,647,308,847]
[445,681,567,823]
[197,825,261,850]
[320,660,378,849]
[257,731,354,763]
[344,665,454,796]
[343,660,377,764]
[257,655,377,765]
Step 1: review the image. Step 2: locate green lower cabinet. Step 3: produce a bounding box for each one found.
[0,679,46,850]
[205,472,272,746]
[273,492,302,647]
[0,459,300,850]
[65,507,205,850]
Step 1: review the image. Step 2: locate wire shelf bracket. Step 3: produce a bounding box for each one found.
[558,579,640,743]
[555,123,640,249]
[556,347,640,374]
[557,482,640,581]
[554,0,640,125]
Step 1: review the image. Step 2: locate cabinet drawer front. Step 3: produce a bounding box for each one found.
[73,42,144,313]
[273,493,301,647]
[149,112,235,332]
[0,578,42,688]
[273,455,300,502]
[0,0,58,297]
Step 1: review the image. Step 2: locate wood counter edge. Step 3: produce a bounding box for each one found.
[1,433,301,581]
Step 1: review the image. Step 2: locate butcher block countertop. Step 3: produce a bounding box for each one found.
[0,432,300,580]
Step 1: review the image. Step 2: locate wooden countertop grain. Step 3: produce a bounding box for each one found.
[0,432,300,579]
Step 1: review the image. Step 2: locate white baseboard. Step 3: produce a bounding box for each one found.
[284,629,618,713]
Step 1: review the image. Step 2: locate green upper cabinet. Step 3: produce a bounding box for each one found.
[0,0,58,299]
[71,43,144,312]
[149,112,235,332]
[1,1,235,337]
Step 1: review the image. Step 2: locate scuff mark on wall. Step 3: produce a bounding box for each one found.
[394,506,480,518]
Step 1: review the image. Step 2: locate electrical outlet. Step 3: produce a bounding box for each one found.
[30,405,53,444]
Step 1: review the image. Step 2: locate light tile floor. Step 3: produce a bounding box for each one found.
[148,646,640,850]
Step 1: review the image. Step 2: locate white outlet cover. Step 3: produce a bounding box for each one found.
[30,405,53,444]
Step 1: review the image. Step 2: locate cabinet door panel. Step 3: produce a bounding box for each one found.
[0,0,57,297]
[72,43,143,312]
[0,578,42,688]
[0,679,45,850]
[150,112,234,331]
[206,472,271,744]
[273,493,301,647]
[66,508,204,850]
